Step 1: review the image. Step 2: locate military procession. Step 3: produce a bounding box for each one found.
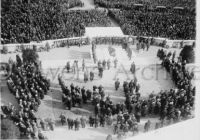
[0,0,197,140]
[55,45,195,138]
[1,54,50,139]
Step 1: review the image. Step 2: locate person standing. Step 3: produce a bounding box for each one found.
[82,59,85,71]
[107,59,111,70]
[115,79,120,91]
[84,71,88,83]
[90,70,94,81]
[72,61,76,74]
[103,60,106,70]
[130,62,136,74]
[66,61,70,73]
[80,116,86,128]
[66,95,72,110]
[144,120,151,132]
[59,113,66,126]
[74,118,80,131]
[146,38,151,51]
[114,58,118,68]
[94,116,99,128]
[98,64,103,78]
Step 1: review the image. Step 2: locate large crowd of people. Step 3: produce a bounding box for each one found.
[55,42,195,136]
[1,45,195,139]
[109,9,195,40]
[1,0,111,44]
[1,0,196,139]
[1,54,50,139]
[95,0,195,9]
[1,0,196,44]
[56,48,195,137]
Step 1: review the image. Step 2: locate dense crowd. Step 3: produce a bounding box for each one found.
[95,0,195,9]
[109,9,195,40]
[1,55,50,139]
[1,0,111,44]
[56,45,195,136]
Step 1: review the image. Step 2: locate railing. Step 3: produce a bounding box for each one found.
[0,35,195,53]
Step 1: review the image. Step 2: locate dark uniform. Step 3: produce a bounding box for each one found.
[74,118,80,131]
[90,71,94,81]
[84,71,88,83]
[66,62,70,73]
[66,96,72,110]
[59,114,66,125]
[115,79,120,90]
[130,62,136,74]
[89,116,94,127]
[98,65,103,78]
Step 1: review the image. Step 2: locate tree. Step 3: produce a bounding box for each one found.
[179,45,195,63]
[1,118,20,139]
[22,48,39,63]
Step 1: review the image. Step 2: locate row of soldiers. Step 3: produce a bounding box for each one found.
[58,49,195,136]
[64,57,119,82]
[136,37,151,52]
[3,56,50,139]
[59,114,87,130]
[157,49,195,120]
[98,59,118,69]
[59,75,109,109]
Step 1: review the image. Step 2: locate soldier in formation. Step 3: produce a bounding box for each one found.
[4,55,50,138]
[115,79,120,91]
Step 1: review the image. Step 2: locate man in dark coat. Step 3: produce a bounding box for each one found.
[66,95,72,110]
[67,118,71,130]
[90,71,94,81]
[84,71,88,83]
[98,65,103,78]
[59,113,66,125]
[81,87,87,104]
[89,116,94,127]
[66,61,70,73]
[144,120,151,132]
[99,115,105,127]
[86,89,92,101]
[115,79,120,91]
[130,62,136,74]
[135,103,141,122]
[94,117,99,128]
[74,118,80,131]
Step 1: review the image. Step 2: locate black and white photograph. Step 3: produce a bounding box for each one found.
[0,0,199,140]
